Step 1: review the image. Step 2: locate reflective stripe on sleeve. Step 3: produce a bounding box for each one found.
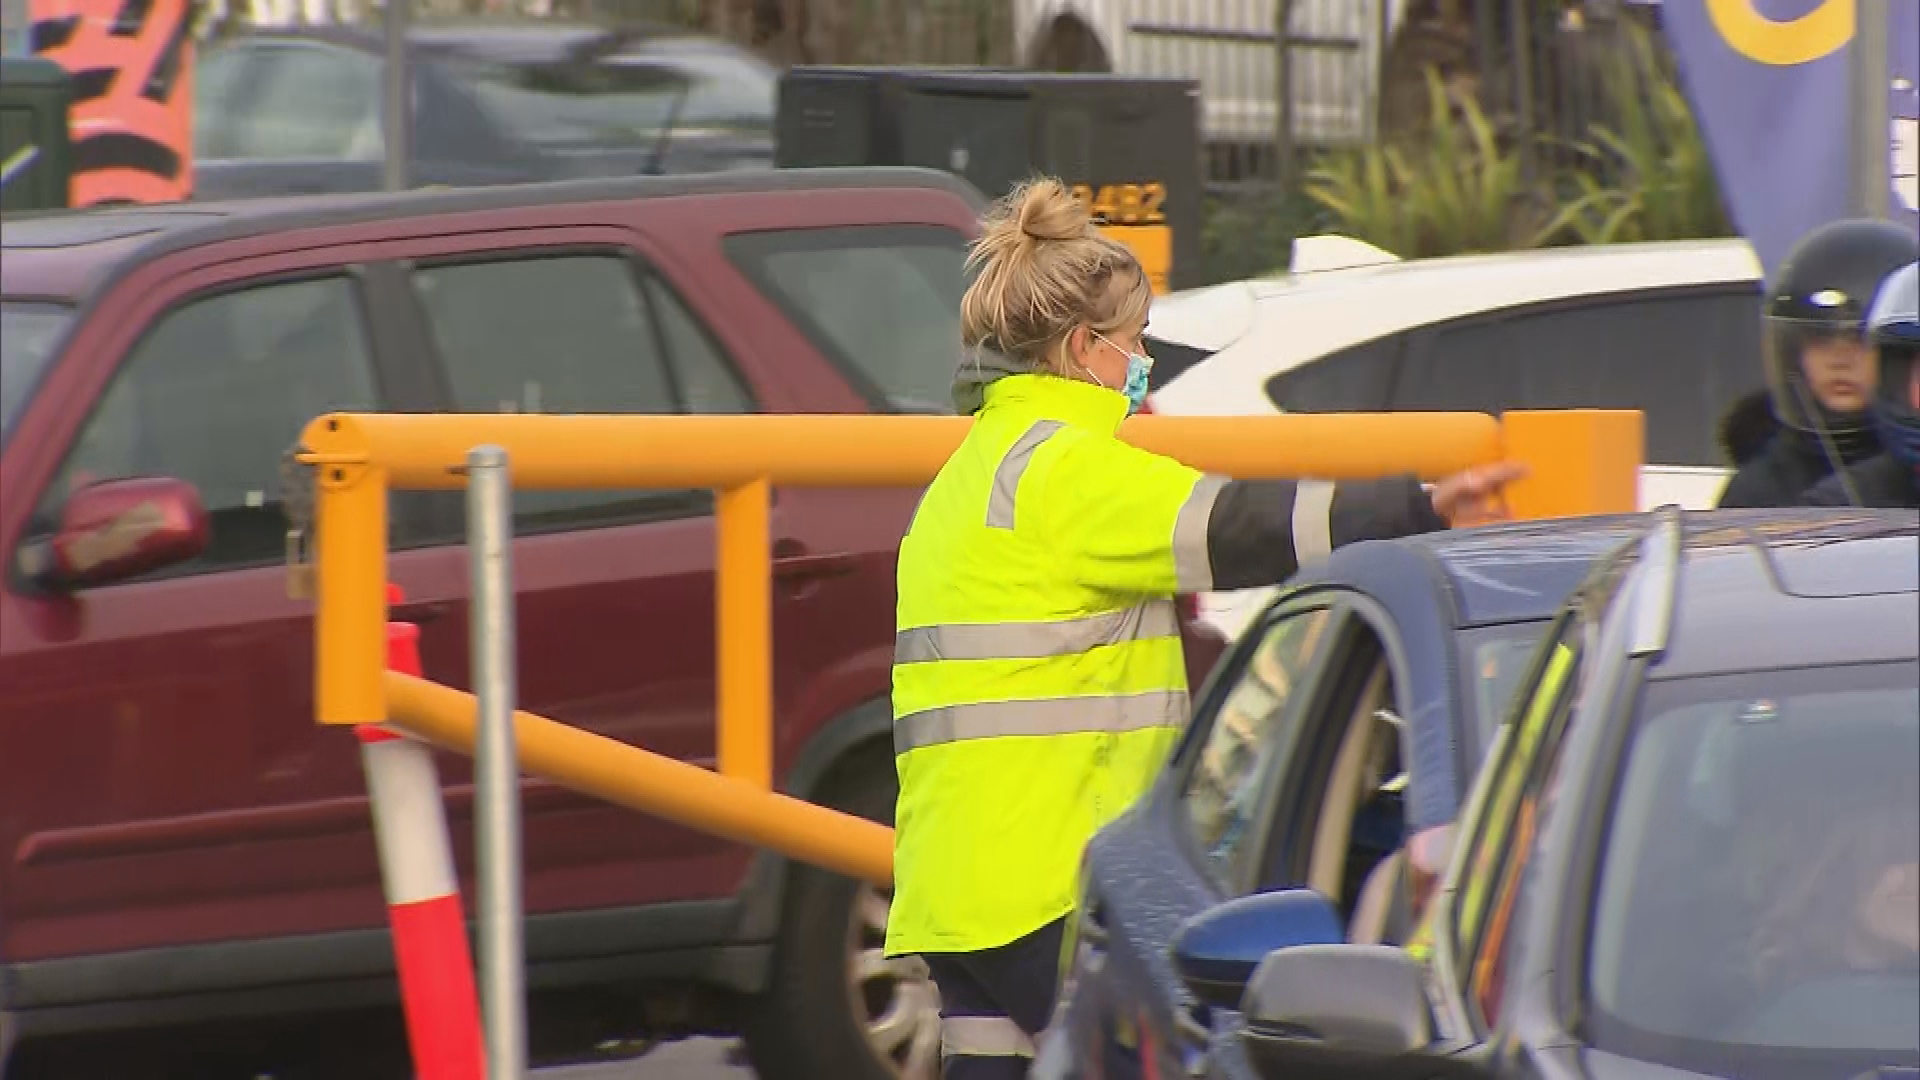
[1173,474,1227,592]
[941,1016,1037,1059]
[895,689,1188,754]
[894,600,1181,665]
[1291,479,1336,562]
[986,419,1066,530]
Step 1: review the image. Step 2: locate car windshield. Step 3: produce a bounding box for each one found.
[1456,621,1556,752]
[1,301,72,444]
[1587,663,1920,1078]
[462,57,685,148]
[463,51,767,149]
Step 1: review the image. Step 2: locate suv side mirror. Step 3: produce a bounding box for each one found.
[1169,888,1344,1010]
[1239,945,1481,1080]
[18,477,209,590]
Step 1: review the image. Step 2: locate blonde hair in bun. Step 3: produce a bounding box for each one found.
[960,176,1151,376]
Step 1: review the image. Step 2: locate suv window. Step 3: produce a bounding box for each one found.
[1183,607,1336,886]
[1391,288,1760,467]
[35,275,381,577]
[724,225,968,415]
[410,253,754,532]
[1265,333,1403,412]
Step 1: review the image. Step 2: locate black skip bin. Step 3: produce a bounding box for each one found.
[0,57,72,214]
[776,67,1203,294]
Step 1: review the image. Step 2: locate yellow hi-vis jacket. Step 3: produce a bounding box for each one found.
[888,374,1220,955]
[887,369,1447,957]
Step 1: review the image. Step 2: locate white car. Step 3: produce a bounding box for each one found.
[1145,236,1765,639]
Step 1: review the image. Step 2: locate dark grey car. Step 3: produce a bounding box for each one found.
[190,20,775,201]
[1179,508,1919,1080]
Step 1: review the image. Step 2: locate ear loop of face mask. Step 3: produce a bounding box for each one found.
[1089,331,1152,387]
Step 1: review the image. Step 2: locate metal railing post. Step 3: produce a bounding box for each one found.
[467,445,525,1080]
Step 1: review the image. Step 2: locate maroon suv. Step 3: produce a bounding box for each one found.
[0,170,1228,1079]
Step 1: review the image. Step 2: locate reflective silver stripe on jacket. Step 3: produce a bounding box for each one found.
[1291,479,1337,562]
[895,689,1189,754]
[894,600,1181,665]
[941,1016,1036,1059]
[1173,474,1227,592]
[986,419,1066,530]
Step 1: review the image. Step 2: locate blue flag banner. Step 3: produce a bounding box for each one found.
[1658,0,1920,275]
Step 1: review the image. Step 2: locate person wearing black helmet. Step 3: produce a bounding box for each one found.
[1803,260,1920,509]
[1716,219,1918,507]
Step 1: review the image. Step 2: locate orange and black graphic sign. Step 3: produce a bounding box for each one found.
[28,0,194,204]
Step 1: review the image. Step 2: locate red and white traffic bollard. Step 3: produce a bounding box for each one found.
[359,585,486,1080]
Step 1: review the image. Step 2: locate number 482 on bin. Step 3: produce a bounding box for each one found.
[1070,182,1168,226]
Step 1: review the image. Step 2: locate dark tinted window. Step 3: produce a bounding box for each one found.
[1266,334,1404,412]
[1391,289,1760,466]
[412,253,753,532]
[37,276,384,576]
[725,226,968,415]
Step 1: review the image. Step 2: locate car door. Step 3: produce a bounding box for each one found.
[372,226,801,922]
[1060,599,1342,1080]
[0,252,456,967]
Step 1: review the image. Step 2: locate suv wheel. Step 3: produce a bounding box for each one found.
[849,883,941,1076]
[742,754,941,1080]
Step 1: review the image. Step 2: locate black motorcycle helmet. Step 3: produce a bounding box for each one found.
[1761,219,1919,440]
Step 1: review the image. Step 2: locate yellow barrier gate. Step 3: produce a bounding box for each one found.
[298,407,1643,891]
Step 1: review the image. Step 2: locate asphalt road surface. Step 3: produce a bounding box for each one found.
[540,1038,754,1079]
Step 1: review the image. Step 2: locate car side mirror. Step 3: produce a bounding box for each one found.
[1239,945,1480,1080]
[1169,888,1344,1011]
[17,477,209,590]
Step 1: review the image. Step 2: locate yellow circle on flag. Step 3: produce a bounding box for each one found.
[1705,0,1853,67]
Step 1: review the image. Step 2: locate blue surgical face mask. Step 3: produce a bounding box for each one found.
[1093,332,1155,414]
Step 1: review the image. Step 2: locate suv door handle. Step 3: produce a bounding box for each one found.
[771,540,861,585]
[392,600,450,624]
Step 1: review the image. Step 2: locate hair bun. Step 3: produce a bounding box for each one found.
[1014,178,1091,243]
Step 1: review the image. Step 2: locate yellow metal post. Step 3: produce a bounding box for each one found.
[313,462,389,726]
[716,478,772,789]
[1500,410,1644,520]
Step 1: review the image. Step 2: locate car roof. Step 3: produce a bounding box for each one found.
[1148,239,1763,410]
[1622,509,1920,677]
[1297,513,1648,629]
[0,166,981,303]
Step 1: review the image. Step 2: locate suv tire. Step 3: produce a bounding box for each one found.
[741,751,940,1080]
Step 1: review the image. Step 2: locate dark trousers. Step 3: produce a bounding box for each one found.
[920,918,1067,1080]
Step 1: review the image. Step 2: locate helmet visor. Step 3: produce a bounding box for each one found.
[1761,314,1877,434]
[1878,345,1920,416]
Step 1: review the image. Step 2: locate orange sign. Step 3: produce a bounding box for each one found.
[27,0,194,205]
[1101,223,1173,295]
